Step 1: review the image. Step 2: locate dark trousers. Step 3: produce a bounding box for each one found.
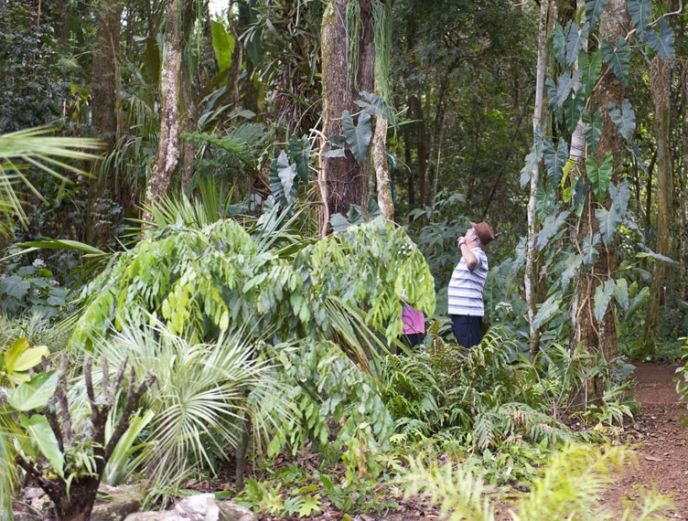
[450,315,483,348]
[402,333,425,349]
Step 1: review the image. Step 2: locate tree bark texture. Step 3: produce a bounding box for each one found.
[525,0,550,357]
[319,0,375,234]
[86,0,122,246]
[643,56,675,354]
[573,0,628,373]
[143,0,182,223]
[373,116,394,220]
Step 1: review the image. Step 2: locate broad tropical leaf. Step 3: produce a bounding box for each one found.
[7,371,58,411]
[614,278,629,311]
[210,21,235,72]
[608,100,636,141]
[355,91,394,124]
[544,138,569,184]
[552,24,566,66]
[646,19,675,57]
[536,211,570,251]
[601,37,631,84]
[594,279,616,322]
[342,110,373,164]
[20,414,64,476]
[627,0,652,37]
[585,0,608,27]
[587,153,613,202]
[595,207,619,246]
[532,295,562,330]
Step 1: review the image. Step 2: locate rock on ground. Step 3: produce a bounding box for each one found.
[124,493,255,521]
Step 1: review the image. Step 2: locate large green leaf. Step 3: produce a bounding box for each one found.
[7,341,49,373]
[636,250,678,266]
[552,24,566,67]
[582,233,600,266]
[583,109,602,155]
[610,180,630,219]
[342,110,372,165]
[579,50,603,97]
[532,295,562,330]
[565,21,585,67]
[355,91,394,124]
[556,71,574,107]
[585,0,608,27]
[601,37,630,84]
[210,21,235,73]
[608,100,636,141]
[544,138,568,184]
[560,253,582,291]
[20,414,63,476]
[586,153,613,202]
[536,211,570,251]
[0,275,30,300]
[614,278,629,311]
[7,371,58,411]
[594,279,616,322]
[646,19,675,57]
[627,0,652,37]
[595,207,619,247]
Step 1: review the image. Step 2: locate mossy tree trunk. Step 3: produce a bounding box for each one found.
[573,0,628,396]
[143,0,182,223]
[643,56,675,354]
[319,0,375,235]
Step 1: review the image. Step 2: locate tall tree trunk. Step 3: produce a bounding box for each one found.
[573,0,628,390]
[86,0,122,246]
[318,0,374,234]
[525,0,550,357]
[373,116,393,220]
[180,0,199,191]
[680,63,688,299]
[143,0,182,223]
[643,57,675,354]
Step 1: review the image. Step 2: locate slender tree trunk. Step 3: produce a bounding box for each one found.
[180,65,198,190]
[573,0,628,388]
[408,94,427,206]
[318,0,374,234]
[643,57,675,354]
[87,0,122,245]
[525,0,550,357]
[680,64,688,299]
[143,0,182,223]
[373,116,393,220]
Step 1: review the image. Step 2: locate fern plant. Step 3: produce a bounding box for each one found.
[400,444,672,521]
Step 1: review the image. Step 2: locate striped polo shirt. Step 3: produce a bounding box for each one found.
[448,247,488,317]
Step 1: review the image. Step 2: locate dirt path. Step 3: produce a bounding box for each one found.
[605,363,688,519]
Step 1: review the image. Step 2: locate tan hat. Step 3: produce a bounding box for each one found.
[471,221,495,246]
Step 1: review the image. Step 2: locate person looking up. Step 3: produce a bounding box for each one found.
[447,221,495,347]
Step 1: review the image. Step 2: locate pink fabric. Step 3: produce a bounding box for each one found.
[402,304,425,334]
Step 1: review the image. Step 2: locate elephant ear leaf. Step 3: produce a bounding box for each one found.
[20,414,64,477]
[594,279,616,322]
[646,18,675,57]
[343,110,373,164]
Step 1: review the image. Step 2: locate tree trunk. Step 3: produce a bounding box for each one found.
[318,0,374,234]
[143,0,182,223]
[87,0,122,245]
[373,116,393,220]
[643,56,675,354]
[573,0,628,386]
[525,0,550,357]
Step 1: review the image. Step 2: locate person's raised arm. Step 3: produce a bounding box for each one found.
[456,229,480,270]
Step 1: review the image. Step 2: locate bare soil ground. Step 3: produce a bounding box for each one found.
[603,363,688,519]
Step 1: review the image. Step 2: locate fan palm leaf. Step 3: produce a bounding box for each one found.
[0,126,102,229]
